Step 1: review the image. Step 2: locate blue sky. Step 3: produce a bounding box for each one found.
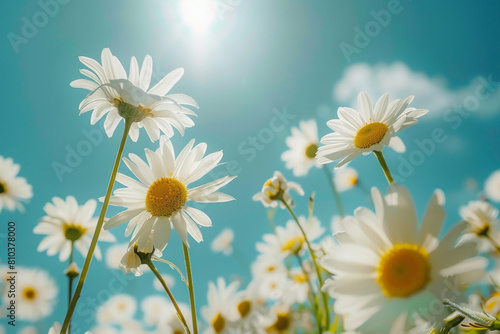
[1,0,500,332]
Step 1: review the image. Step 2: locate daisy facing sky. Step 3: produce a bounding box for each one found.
[0,156,32,213]
[104,136,236,251]
[316,92,428,167]
[71,48,199,142]
[321,185,486,333]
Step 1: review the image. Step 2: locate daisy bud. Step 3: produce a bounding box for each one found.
[64,262,80,279]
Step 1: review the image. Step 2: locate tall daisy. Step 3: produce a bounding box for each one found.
[104,136,235,251]
[34,196,115,261]
[0,156,32,213]
[317,92,428,167]
[1,267,58,321]
[281,119,321,176]
[71,48,199,142]
[321,185,486,333]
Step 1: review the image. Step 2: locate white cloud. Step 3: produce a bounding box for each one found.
[333,62,500,118]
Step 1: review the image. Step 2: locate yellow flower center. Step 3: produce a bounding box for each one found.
[211,313,225,333]
[62,223,87,242]
[485,292,500,317]
[291,272,308,284]
[304,143,318,159]
[354,122,389,149]
[349,175,359,186]
[376,243,430,298]
[145,177,187,217]
[0,181,6,194]
[264,178,282,200]
[267,265,276,272]
[267,312,291,332]
[23,287,37,301]
[281,236,305,254]
[237,300,252,318]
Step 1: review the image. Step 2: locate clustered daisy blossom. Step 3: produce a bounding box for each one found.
[281,119,321,176]
[459,200,500,252]
[321,185,486,333]
[104,136,236,252]
[0,156,32,213]
[71,48,199,141]
[317,92,428,167]
[34,196,115,261]
[252,171,304,208]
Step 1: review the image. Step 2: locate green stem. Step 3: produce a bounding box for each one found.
[323,166,344,218]
[61,119,132,334]
[283,200,330,331]
[183,243,198,334]
[67,242,74,334]
[295,254,322,334]
[146,260,191,334]
[485,234,500,253]
[373,151,394,184]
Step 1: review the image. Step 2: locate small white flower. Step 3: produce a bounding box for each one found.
[281,119,320,176]
[0,156,32,213]
[485,170,500,202]
[256,216,324,258]
[96,294,137,325]
[262,303,302,333]
[321,185,486,333]
[18,326,37,334]
[251,255,287,284]
[141,295,170,326]
[2,267,58,322]
[252,171,304,208]
[201,278,240,334]
[459,200,500,252]
[71,48,199,142]
[317,92,428,167]
[104,136,236,251]
[211,228,234,255]
[334,165,359,192]
[34,196,115,261]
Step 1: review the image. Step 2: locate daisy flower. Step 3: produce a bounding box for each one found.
[252,171,304,208]
[256,216,324,258]
[34,196,115,261]
[104,136,236,251]
[141,295,171,326]
[0,156,32,213]
[459,200,500,252]
[211,228,234,255]
[317,92,428,167]
[201,278,240,334]
[2,267,58,321]
[485,170,500,202]
[96,294,137,325]
[321,185,486,333]
[334,165,359,192]
[281,119,320,176]
[262,303,305,333]
[71,48,199,142]
[230,284,266,332]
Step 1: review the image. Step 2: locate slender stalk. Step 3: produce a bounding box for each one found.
[183,243,198,334]
[67,242,75,334]
[323,166,344,218]
[282,200,330,331]
[146,260,191,334]
[61,119,132,333]
[485,234,500,253]
[373,150,394,184]
[295,254,322,334]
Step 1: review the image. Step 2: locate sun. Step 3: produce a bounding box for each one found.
[179,0,217,35]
